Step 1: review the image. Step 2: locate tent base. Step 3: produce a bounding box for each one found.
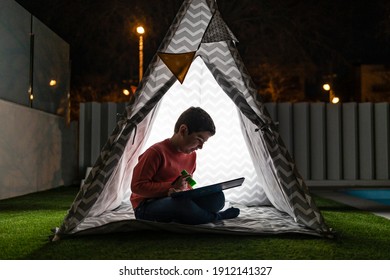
[58,203,324,238]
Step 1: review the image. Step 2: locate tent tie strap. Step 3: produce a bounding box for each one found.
[255,123,278,144]
[255,122,272,133]
[131,124,138,144]
[112,113,138,145]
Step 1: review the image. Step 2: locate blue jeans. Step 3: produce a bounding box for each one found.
[134,191,225,225]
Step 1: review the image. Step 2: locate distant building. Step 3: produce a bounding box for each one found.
[359,65,390,102]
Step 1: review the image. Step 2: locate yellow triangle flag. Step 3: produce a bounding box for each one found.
[158,52,196,84]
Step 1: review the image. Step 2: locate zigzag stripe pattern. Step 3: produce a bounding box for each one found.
[58,1,218,235]
[166,0,212,53]
[144,57,270,206]
[68,204,318,236]
[199,42,330,232]
[254,96,322,227]
[129,0,214,119]
[58,121,137,233]
[258,113,328,231]
[57,0,331,237]
[266,126,325,228]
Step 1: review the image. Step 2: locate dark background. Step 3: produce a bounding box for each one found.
[15,0,390,105]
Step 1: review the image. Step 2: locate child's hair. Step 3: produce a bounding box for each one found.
[174,107,216,135]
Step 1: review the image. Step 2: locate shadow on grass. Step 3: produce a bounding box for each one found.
[29,225,390,260]
[0,185,79,212]
[25,230,327,260]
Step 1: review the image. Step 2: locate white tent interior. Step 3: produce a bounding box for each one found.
[144,57,271,207]
[54,0,332,239]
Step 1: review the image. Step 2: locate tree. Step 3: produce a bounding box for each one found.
[216,0,353,101]
[16,0,390,105]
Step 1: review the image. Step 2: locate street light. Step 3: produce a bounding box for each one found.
[322,83,331,91]
[322,83,340,104]
[331,96,340,104]
[136,26,145,82]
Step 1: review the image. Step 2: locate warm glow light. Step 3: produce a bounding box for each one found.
[322,83,331,91]
[136,26,145,35]
[30,94,34,100]
[144,57,258,205]
[123,89,130,96]
[136,26,145,82]
[332,97,340,104]
[49,80,57,86]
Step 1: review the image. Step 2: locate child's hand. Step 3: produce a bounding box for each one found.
[171,174,190,189]
[168,187,183,196]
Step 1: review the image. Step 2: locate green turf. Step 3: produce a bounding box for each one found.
[1,185,390,260]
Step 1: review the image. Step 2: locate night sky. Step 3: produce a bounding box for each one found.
[14,0,390,102]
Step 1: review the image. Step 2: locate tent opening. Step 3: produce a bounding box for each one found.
[143,56,271,206]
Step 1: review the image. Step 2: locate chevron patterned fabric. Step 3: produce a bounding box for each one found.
[144,57,271,206]
[67,203,320,237]
[55,0,333,239]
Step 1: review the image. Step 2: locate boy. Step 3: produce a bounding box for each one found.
[131,107,240,224]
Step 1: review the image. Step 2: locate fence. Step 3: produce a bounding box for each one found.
[79,102,390,188]
[264,102,389,187]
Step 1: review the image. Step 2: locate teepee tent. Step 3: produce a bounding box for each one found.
[54,0,332,239]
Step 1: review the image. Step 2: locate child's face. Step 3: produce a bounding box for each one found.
[180,127,212,154]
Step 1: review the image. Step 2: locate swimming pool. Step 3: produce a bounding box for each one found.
[343,189,390,206]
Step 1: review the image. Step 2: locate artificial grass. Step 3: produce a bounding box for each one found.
[1,185,390,260]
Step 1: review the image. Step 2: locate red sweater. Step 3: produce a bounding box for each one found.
[130,138,196,209]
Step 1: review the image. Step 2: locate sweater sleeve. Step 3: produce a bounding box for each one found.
[131,147,173,198]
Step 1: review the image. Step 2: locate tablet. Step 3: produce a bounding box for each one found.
[171,177,245,199]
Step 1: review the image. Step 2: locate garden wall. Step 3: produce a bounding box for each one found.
[0,100,78,199]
